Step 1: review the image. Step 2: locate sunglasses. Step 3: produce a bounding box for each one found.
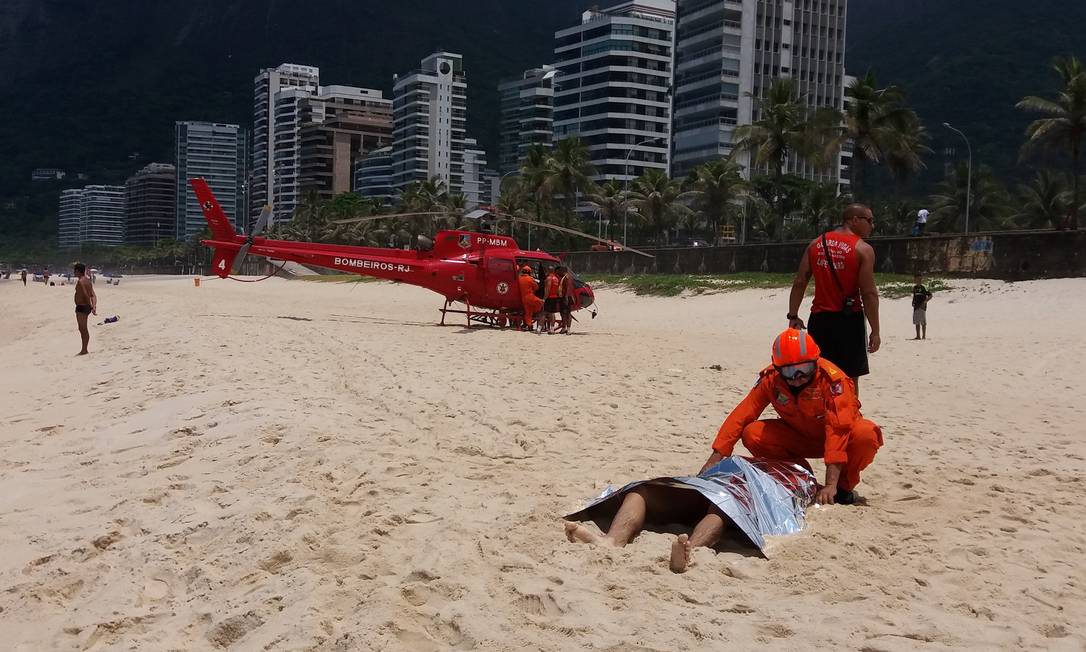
[777,362,816,380]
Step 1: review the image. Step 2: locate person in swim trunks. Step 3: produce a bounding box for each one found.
[73,262,97,355]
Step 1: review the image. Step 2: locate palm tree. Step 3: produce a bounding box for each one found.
[542,137,596,223]
[684,159,749,244]
[1013,170,1070,229]
[733,78,834,240]
[519,143,552,223]
[929,163,1012,232]
[1017,55,1086,229]
[441,192,467,229]
[798,181,847,236]
[627,169,692,245]
[585,179,626,241]
[836,72,929,199]
[871,200,918,237]
[320,192,377,243]
[398,177,448,235]
[290,190,330,242]
[400,177,447,212]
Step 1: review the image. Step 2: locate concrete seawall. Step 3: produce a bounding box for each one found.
[562,230,1086,281]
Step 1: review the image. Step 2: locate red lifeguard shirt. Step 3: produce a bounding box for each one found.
[545,273,560,299]
[809,230,863,314]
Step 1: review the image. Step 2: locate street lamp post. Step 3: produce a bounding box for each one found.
[623,137,663,247]
[943,122,973,234]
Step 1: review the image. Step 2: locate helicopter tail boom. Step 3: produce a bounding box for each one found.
[191,178,239,242]
[191,178,247,278]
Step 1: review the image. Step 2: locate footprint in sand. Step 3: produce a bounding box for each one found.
[141,575,173,604]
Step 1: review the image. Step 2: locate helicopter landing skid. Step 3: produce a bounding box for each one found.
[439,299,523,329]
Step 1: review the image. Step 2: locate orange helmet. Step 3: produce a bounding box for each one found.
[771,328,820,367]
[520,265,532,274]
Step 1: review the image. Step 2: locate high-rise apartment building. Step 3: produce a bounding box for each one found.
[58,186,127,248]
[270,87,311,224]
[670,0,848,181]
[390,52,468,193]
[58,189,83,248]
[81,186,126,246]
[298,86,393,203]
[175,121,242,240]
[462,138,489,209]
[497,65,556,174]
[125,163,176,245]
[553,1,675,182]
[252,63,321,222]
[354,147,394,205]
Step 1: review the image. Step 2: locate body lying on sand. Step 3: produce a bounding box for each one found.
[564,328,882,573]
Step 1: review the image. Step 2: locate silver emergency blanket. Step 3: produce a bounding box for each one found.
[565,456,817,553]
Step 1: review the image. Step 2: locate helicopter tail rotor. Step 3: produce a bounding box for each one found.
[192,177,273,278]
[230,204,272,275]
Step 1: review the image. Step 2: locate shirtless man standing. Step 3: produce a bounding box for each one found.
[73,262,97,355]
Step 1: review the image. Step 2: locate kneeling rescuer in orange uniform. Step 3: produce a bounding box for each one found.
[701,328,883,505]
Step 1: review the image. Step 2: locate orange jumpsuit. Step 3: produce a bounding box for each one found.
[518,274,543,327]
[712,359,882,491]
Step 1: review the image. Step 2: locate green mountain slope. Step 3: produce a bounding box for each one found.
[1,0,1083,239]
[846,0,1085,189]
[0,0,585,238]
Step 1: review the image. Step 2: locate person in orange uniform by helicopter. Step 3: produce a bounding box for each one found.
[700,328,883,505]
[518,266,544,331]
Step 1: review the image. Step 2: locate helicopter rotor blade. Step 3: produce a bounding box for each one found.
[331,211,451,226]
[251,204,272,238]
[490,211,655,259]
[233,241,254,274]
[231,204,272,274]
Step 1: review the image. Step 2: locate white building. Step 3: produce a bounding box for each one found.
[498,66,556,174]
[81,186,126,246]
[269,87,311,223]
[58,186,126,248]
[175,121,242,240]
[58,189,83,248]
[32,168,66,182]
[298,85,393,204]
[670,0,848,183]
[553,1,676,183]
[252,63,321,223]
[462,138,489,209]
[390,52,468,193]
[256,71,391,223]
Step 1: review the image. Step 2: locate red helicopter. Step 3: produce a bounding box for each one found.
[191,178,651,328]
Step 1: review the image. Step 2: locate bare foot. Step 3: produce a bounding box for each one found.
[564,521,608,546]
[77,351,88,356]
[669,534,692,573]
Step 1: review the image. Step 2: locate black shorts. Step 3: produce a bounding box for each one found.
[75,304,92,315]
[544,298,561,313]
[807,310,868,378]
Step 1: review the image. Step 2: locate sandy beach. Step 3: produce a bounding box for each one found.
[0,273,1083,650]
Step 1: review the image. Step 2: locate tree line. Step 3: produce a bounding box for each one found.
[270,54,1083,252]
[49,53,1080,269]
